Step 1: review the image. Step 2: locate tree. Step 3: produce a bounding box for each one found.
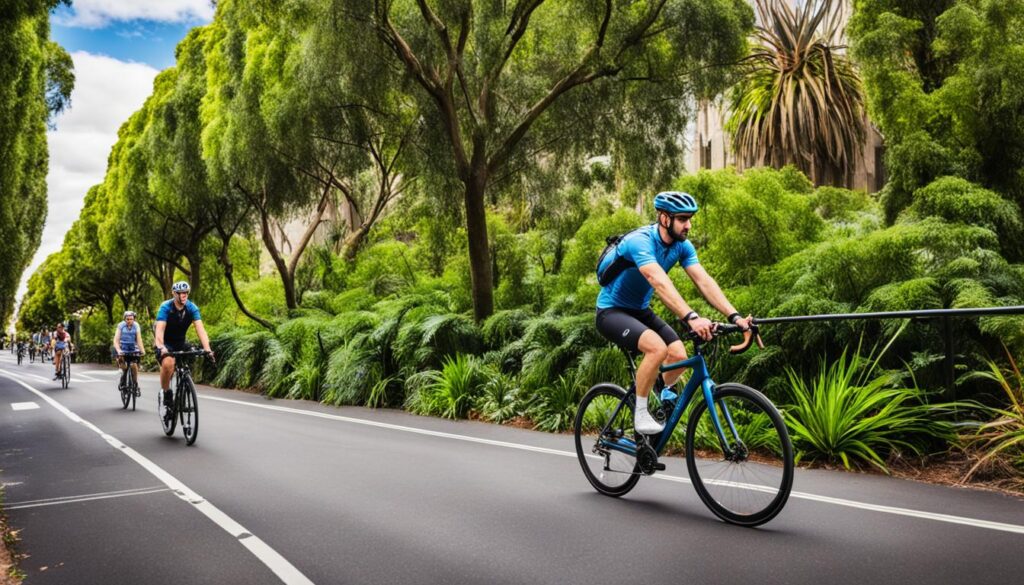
[0,0,73,324]
[850,0,1024,226]
[727,0,866,188]
[337,0,753,321]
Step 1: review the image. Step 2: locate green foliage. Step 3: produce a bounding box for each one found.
[474,372,522,423]
[405,354,488,419]
[784,333,957,472]
[528,375,585,432]
[850,0,1024,224]
[960,350,1024,480]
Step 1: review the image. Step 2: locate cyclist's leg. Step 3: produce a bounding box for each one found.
[597,308,665,434]
[53,348,62,376]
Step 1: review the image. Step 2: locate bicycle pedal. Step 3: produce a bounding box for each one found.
[653,462,666,471]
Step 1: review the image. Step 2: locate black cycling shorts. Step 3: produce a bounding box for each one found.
[595,307,681,353]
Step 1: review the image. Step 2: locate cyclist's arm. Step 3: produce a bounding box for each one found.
[154,321,166,351]
[638,263,697,319]
[683,263,747,325]
[193,320,212,354]
[113,327,122,354]
[136,328,145,354]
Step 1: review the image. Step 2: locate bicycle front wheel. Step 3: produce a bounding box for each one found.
[129,368,138,411]
[61,361,70,389]
[179,377,199,446]
[573,384,640,497]
[120,372,131,410]
[685,383,793,527]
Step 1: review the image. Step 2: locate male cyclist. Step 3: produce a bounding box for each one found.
[154,281,213,420]
[51,322,74,380]
[595,191,752,435]
[114,310,145,392]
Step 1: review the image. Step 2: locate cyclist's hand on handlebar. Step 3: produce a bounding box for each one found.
[735,314,754,332]
[689,316,714,341]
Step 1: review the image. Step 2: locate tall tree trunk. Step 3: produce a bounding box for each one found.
[464,169,493,322]
[220,242,274,330]
[258,208,297,310]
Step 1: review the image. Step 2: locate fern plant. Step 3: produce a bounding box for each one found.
[405,354,487,419]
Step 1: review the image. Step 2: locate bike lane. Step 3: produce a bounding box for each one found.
[0,367,284,584]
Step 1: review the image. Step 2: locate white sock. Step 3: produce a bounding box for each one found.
[636,395,648,413]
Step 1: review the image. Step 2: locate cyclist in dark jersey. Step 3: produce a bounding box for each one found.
[154,281,213,420]
[595,192,752,435]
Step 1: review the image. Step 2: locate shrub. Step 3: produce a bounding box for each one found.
[405,354,488,419]
[783,335,957,472]
[960,350,1024,482]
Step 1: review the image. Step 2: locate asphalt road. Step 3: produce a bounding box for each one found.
[1,350,1023,585]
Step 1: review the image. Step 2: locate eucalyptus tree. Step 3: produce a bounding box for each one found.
[202,1,343,310]
[334,0,752,321]
[727,0,866,188]
[142,34,218,302]
[0,0,73,323]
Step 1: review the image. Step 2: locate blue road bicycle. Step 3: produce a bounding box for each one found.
[573,322,794,526]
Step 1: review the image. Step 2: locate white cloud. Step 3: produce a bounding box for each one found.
[16,52,159,301]
[56,0,215,28]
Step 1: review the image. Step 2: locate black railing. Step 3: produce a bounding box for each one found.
[753,306,1024,400]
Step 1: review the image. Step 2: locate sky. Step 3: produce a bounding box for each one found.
[14,1,214,309]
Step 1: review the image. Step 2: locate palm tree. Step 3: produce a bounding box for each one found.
[727,0,866,188]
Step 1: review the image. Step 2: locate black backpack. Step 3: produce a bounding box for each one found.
[595,225,647,286]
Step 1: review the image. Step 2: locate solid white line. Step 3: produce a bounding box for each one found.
[0,370,314,585]
[11,402,39,410]
[6,487,171,510]
[202,395,1024,536]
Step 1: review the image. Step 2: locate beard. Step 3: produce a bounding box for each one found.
[670,225,689,242]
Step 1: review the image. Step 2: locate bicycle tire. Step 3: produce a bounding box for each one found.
[120,370,131,410]
[161,387,177,437]
[573,384,641,497]
[61,359,70,389]
[179,376,199,446]
[685,383,793,527]
[129,368,138,411]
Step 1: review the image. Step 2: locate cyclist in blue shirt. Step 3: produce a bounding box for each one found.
[596,192,752,435]
[113,310,145,385]
[154,281,213,420]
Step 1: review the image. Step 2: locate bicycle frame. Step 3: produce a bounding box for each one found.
[598,352,740,459]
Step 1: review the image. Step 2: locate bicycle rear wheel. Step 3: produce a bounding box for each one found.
[179,376,199,446]
[685,383,793,526]
[573,384,641,497]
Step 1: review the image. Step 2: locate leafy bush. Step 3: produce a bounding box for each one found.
[528,375,585,432]
[474,371,521,423]
[405,354,488,419]
[960,350,1024,482]
[783,335,957,472]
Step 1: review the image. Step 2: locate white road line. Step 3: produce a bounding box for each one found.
[6,486,170,510]
[0,371,314,585]
[201,394,1024,536]
[11,401,39,410]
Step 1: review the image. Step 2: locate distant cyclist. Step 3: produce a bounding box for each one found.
[51,322,74,380]
[595,191,752,435]
[154,282,213,420]
[114,310,145,382]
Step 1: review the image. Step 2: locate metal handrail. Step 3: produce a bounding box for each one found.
[750,305,1024,400]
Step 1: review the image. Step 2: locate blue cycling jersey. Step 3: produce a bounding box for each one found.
[117,321,139,352]
[596,223,699,310]
[156,299,202,348]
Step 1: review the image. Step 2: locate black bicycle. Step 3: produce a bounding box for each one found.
[160,348,210,446]
[28,343,36,363]
[16,343,25,365]
[118,351,143,411]
[56,349,72,388]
